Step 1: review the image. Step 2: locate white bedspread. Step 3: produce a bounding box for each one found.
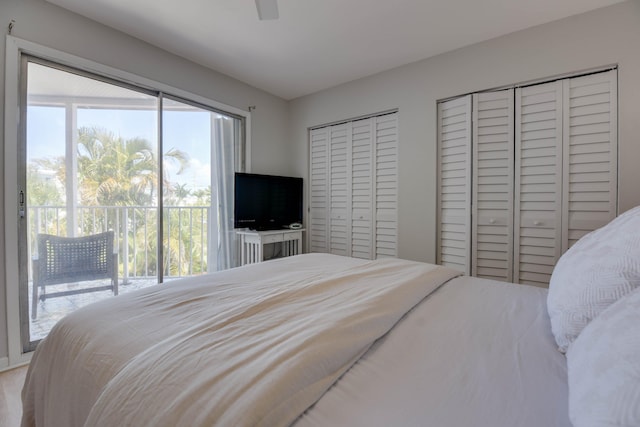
[22,253,460,427]
[294,275,571,427]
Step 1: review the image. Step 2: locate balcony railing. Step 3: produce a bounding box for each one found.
[28,205,211,283]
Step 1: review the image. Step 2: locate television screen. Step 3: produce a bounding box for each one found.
[234,173,303,230]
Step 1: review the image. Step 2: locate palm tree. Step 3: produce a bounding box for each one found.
[193,187,211,206]
[76,127,189,207]
[171,183,192,204]
[28,126,208,278]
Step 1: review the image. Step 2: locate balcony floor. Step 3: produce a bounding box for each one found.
[29,278,158,341]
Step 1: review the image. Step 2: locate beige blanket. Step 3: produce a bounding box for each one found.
[22,253,459,427]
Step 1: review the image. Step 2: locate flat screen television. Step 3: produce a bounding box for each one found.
[234,172,303,230]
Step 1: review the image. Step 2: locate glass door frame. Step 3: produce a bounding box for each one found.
[4,36,250,365]
[19,55,162,353]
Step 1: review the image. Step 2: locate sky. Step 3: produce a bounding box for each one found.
[27,105,214,193]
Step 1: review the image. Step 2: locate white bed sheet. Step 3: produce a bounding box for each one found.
[294,276,570,427]
[22,253,461,427]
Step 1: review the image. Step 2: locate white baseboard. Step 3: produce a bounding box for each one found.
[0,356,9,371]
[0,355,30,373]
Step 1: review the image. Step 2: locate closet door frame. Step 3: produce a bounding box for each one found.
[438,67,617,286]
[308,111,398,259]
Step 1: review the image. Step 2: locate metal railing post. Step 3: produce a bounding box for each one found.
[122,208,129,284]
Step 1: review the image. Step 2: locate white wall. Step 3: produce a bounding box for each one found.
[290,1,640,263]
[3,0,640,367]
[0,0,291,365]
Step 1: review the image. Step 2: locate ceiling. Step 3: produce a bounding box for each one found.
[46,0,624,100]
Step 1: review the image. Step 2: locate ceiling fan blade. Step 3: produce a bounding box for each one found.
[255,0,279,20]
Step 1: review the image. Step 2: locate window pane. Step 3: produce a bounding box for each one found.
[162,98,212,279]
[162,97,241,277]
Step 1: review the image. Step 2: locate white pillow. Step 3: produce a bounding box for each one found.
[567,286,640,427]
[547,205,640,353]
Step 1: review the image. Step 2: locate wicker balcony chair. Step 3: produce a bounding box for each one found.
[32,231,118,320]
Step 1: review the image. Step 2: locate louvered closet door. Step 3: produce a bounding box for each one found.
[328,123,351,256]
[515,82,563,287]
[472,91,514,282]
[562,70,617,250]
[351,118,374,259]
[374,113,399,258]
[437,96,472,274]
[309,127,330,252]
[309,113,398,259]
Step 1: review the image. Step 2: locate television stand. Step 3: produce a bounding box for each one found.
[237,228,305,265]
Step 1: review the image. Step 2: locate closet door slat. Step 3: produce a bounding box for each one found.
[515,82,563,287]
[375,113,398,258]
[351,118,374,259]
[309,127,330,252]
[329,123,351,256]
[562,69,618,250]
[472,90,514,282]
[437,95,472,274]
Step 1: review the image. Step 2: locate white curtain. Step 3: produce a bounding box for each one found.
[211,115,245,270]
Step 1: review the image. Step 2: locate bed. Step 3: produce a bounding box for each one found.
[21,207,640,427]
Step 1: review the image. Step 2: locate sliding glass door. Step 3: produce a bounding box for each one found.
[19,57,244,351]
[161,97,240,279]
